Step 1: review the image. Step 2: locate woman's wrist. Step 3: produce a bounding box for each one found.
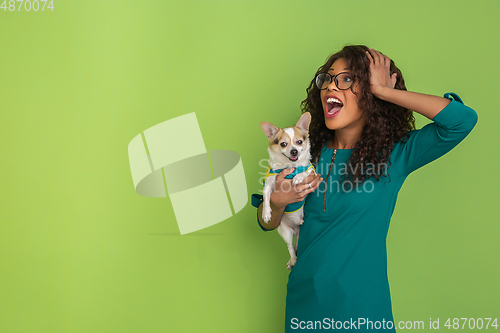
[372,86,394,101]
[270,191,287,209]
[373,88,450,120]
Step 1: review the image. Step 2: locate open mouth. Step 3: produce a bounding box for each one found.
[282,153,299,162]
[326,97,343,117]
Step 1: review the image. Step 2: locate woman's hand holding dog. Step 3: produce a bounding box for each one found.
[271,168,322,209]
[259,168,322,230]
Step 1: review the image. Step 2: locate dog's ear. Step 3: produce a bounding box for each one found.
[260,122,280,141]
[295,112,311,133]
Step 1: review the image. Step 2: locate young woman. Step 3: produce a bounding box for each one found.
[252,45,478,332]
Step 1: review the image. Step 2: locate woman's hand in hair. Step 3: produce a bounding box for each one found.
[365,48,397,99]
[365,48,450,119]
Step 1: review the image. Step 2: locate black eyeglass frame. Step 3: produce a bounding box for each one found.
[315,71,356,91]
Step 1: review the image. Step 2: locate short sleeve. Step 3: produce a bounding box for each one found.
[251,193,273,232]
[391,92,478,176]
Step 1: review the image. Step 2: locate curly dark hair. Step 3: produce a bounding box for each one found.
[301,44,416,190]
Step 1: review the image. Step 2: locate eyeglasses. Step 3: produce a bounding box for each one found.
[315,72,354,90]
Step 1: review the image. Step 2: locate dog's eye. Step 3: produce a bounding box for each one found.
[297,140,303,145]
[280,142,287,148]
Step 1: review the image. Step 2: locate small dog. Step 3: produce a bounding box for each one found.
[260,112,315,270]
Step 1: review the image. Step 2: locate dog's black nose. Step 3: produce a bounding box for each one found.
[290,149,298,157]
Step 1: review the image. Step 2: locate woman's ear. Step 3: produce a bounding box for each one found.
[391,73,397,89]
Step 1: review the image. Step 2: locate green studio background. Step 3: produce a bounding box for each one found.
[0,1,498,332]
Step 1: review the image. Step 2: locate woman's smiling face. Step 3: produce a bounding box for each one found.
[320,57,366,131]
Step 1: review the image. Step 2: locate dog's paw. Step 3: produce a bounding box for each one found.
[292,173,307,185]
[262,208,272,222]
[286,257,297,270]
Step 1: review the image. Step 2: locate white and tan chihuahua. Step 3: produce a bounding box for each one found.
[260,112,315,270]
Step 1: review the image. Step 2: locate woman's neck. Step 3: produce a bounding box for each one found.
[328,131,360,149]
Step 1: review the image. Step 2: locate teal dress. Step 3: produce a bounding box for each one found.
[251,93,478,332]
